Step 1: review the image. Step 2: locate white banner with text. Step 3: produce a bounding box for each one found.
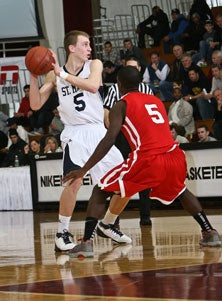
[35,148,222,203]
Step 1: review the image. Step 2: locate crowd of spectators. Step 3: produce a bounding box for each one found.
[0,85,63,168]
[100,0,222,143]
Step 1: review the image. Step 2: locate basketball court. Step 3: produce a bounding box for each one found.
[0,207,221,300]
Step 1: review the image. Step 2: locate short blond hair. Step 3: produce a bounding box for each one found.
[64,30,89,55]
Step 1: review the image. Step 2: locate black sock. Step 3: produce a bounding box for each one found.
[83,217,98,241]
[193,211,213,232]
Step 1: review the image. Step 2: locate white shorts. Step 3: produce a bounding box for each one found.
[61,123,123,184]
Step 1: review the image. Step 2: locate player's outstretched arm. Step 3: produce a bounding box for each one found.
[30,71,55,111]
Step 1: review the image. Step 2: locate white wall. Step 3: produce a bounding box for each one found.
[40,0,65,54]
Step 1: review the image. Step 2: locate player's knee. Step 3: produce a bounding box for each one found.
[69,178,82,193]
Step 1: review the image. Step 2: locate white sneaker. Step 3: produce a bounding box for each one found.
[55,230,76,252]
[197,60,207,67]
[97,221,132,244]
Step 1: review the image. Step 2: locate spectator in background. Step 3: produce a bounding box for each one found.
[210,15,222,52]
[0,130,8,167]
[192,19,215,65]
[179,52,205,95]
[103,61,120,97]
[163,9,189,53]
[203,50,222,81]
[102,61,119,84]
[13,84,33,128]
[6,117,29,147]
[181,13,206,52]
[27,138,42,155]
[211,49,222,67]
[156,44,185,101]
[197,125,217,142]
[168,87,195,137]
[44,135,62,153]
[30,91,59,134]
[1,128,27,167]
[183,66,214,120]
[143,50,172,101]
[136,6,170,48]
[212,89,222,140]
[0,110,9,135]
[24,138,43,164]
[102,41,120,66]
[189,0,212,22]
[49,108,64,142]
[202,64,222,100]
[170,124,189,143]
[120,38,147,74]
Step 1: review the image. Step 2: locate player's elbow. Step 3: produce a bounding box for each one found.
[30,103,41,111]
[88,85,99,93]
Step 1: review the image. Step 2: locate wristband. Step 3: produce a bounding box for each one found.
[60,70,69,80]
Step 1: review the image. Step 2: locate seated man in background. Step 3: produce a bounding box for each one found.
[163,8,188,53]
[181,13,206,53]
[203,64,222,101]
[0,130,8,167]
[30,91,59,134]
[0,110,9,135]
[183,66,215,120]
[2,128,27,167]
[6,117,29,147]
[136,6,170,48]
[192,19,215,65]
[120,38,147,74]
[102,41,120,66]
[103,61,120,97]
[197,125,217,142]
[48,108,64,144]
[168,87,195,137]
[143,50,172,101]
[212,89,222,140]
[170,124,189,143]
[14,84,33,128]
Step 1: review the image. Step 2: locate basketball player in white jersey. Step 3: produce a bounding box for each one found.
[29,30,127,253]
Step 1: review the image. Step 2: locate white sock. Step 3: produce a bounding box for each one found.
[58,215,71,233]
[102,209,118,225]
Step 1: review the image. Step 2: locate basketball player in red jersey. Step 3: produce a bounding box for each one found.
[64,66,221,253]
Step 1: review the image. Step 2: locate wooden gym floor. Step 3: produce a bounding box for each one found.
[0,207,221,301]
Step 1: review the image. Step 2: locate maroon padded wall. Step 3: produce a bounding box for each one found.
[63,0,93,36]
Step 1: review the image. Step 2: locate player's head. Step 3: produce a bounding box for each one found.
[117,66,140,94]
[64,30,90,55]
[125,57,141,72]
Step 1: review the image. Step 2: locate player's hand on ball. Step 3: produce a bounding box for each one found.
[50,51,62,77]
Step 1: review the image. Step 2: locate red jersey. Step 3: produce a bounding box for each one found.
[18,97,31,116]
[120,92,176,155]
[99,92,187,203]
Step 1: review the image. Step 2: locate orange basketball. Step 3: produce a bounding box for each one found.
[25,46,55,75]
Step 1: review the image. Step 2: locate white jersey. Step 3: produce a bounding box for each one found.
[57,60,104,126]
[56,60,123,183]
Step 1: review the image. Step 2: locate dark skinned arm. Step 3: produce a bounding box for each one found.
[62,101,126,184]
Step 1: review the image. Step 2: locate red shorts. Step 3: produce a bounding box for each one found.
[99,145,187,204]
